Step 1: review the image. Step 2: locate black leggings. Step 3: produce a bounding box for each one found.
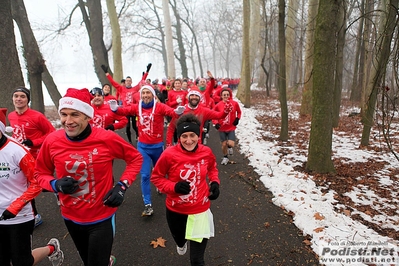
[166,208,208,266]
[65,216,114,266]
[0,219,35,266]
[126,115,139,143]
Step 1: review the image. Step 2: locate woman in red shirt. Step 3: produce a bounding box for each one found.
[151,113,220,266]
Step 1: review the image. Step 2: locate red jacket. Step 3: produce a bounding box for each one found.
[151,143,220,215]
[91,103,128,130]
[166,89,187,108]
[8,108,55,159]
[35,127,143,224]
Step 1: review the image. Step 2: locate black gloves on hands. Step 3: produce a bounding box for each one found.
[22,139,33,147]
[103,182,127,207]
[233,118,240,126]
[105,124,115,131]
[215,124,221,130]
[101,64,109,73]
[174,181,191,195]
[146,63,152,73]
[208,182,220,200]
[55,176,79,194]
[0,209,16,220]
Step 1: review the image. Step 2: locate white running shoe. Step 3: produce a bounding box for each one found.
[221,157,229,165]
[177,242,187,255]
[47,238,64,266]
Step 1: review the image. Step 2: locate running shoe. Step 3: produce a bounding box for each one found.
[221,157,229,165]
[34,214,43,228]
[47,238,64,266]
[142,204,154,216]
[176,242,187,255]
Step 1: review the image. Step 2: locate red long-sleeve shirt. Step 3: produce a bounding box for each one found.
[35,128,143,224]
[91,103,128,130]
[8,108,55,158]
[151,143,220,215]
[116,102,178,144]
[212,99,242,132]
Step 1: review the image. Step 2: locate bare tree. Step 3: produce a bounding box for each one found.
[162,0,176,78]
[170,0,188,78]
[360,0,398,146]
[278,0,288,141]
[306,0,340,174]
[0,0,25,113]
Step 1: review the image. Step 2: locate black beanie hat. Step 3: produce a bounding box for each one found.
[13,87,31,103]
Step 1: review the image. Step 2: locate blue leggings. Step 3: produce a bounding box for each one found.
[137,142,164,205]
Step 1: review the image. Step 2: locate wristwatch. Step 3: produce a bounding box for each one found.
[121,180,130,188]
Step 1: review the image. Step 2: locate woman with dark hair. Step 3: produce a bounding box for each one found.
[151,113,220,266]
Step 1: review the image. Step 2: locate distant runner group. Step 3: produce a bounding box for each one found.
[0,63,241,266]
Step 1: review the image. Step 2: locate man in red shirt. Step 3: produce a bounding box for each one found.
[8,87,56,228]
[35,88,143,266]
[212,88,242,165]
[90,87,128,131]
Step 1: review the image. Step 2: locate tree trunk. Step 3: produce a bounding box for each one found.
[170,0,188,78]
[237,0,251,107]
[162,0,175,79]
[285,0,299,88]
[360,0,398,146]
[306,0,339,174]
[42,65,62,108]
[106,0,123,90]
[300,0,318,116]
[349,0,365,102]
[332,1,346,127]
[11,0,45,112]
[278,0,288,141]
[0,0,25,113]
[250,0,261,74]
[78,0,109,85]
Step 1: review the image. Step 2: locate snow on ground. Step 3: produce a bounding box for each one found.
[234,87,398,265]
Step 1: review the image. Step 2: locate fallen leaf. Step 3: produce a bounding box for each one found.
[150,237,167,248]
[303,239,311,245]
[314,227,324,233]
[343,209,351,216]
[314,212,325,220]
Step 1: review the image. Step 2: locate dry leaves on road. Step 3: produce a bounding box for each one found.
[150,237,167,248]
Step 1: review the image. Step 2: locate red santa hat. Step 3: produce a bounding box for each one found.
[187,87,202,98]
[58,88,94,118]
[0,108,7,134]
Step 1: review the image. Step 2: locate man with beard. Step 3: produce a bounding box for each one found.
[165,87,232,147]
[110,86,185,216]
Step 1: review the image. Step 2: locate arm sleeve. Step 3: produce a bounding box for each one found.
[32,115,55,147]
[106,74,124,95]
[112,114,128,130]
[7,153,42,215]
[235,102,242,119]
[150,152,176,194]
[166,117,177,147]
[115,105,138,117]
[34,139,57,192]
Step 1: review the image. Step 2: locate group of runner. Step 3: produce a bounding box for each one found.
[0,64,241,266]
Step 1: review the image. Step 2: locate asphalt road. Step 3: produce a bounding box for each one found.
[32,126,319,266]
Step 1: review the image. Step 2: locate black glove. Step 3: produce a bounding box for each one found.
[174,181,191,195]
[0,209,16,220]
[101,64,109,73]
[146,63,152,73]
[208,182,220,200]
[103,182,127,207]
[233,118,239,126]
[142,71,145,77]
[55,176,79,194]
[105,124,115,131]
[215,124,221,130]
[22,139,33,147]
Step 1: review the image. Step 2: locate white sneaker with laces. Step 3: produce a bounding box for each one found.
[221,157,229,165]
[47,238,64,266]
[177,242,187,255]
[228,147,233,156]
